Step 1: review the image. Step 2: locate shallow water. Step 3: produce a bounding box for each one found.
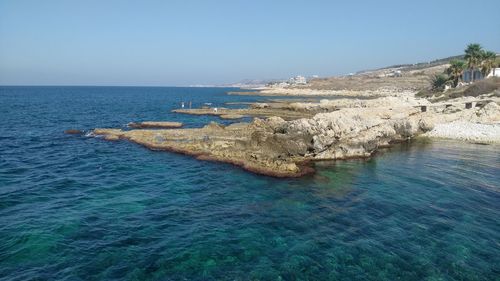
[1,86,499,280]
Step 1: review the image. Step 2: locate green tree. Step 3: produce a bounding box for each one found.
[480,51,497,77]
[446,60,466,87]
[464,43,483,82]
[431,74,450,92]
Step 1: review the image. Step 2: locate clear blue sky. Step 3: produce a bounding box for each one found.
[1,0,499,86]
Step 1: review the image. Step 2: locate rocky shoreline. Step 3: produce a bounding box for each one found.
[88,84,500,177]
[92,107,434,177]
[423,121,500,144]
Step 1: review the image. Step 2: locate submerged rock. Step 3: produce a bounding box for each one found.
[64,129,83,135]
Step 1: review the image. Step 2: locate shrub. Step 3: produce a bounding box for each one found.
[449,77,500,98]
[431,74,450,91]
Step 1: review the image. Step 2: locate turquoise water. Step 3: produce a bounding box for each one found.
[0,86,499,280]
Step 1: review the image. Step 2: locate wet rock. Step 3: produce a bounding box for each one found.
[64,129,83,135]
[127,121,183,129]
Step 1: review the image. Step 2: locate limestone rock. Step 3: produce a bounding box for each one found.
[92,106,438,177]
[127,121,183,129]
[476,102,500,122]
[250,103,269,109]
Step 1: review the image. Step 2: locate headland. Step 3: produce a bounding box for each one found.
[87,51,500,177]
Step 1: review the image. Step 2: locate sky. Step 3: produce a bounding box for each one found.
[0,0,499,86]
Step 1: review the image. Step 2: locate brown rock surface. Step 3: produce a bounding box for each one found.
[127,121,183,129]
[172,107,314,120]
[93,107,435,177]
[64,129,84,135]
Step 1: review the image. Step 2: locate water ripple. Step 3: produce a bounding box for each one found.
[1,87,499,280]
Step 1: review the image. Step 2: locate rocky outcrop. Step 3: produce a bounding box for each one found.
[93,107,435,177]
[86,76,500,177]
[477,102,500,122]
[127,121,183,129]
[173,107,313,120]
[270,107,433,160]
[64,129,84,135]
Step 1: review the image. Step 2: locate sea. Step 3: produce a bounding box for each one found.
[0,86,499,280]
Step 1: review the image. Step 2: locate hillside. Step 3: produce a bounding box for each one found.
[300,64,448,92]
[358,55,464,74]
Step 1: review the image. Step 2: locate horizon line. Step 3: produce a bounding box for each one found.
[0,84,246,88]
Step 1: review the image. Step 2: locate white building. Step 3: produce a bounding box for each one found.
[463,68,500,82]
[296,75,307,84]
[290,75,307,85]
[268,75,308,88]
[487,68,500,78]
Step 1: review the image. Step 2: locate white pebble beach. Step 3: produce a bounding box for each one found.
[424,121,500,143]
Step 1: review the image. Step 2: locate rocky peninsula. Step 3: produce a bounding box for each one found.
[90,90,500,177]
[89,61,500,177]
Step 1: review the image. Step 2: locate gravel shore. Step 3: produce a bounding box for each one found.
[424,121,500,143]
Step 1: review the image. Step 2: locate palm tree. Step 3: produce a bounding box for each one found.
[480,51,497,77]
[446,60,466,87]
[464,43,483,82]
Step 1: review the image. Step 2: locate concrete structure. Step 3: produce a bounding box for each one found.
[487,68,500,78]
[463,68,500,82]
[462,69,483,82]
